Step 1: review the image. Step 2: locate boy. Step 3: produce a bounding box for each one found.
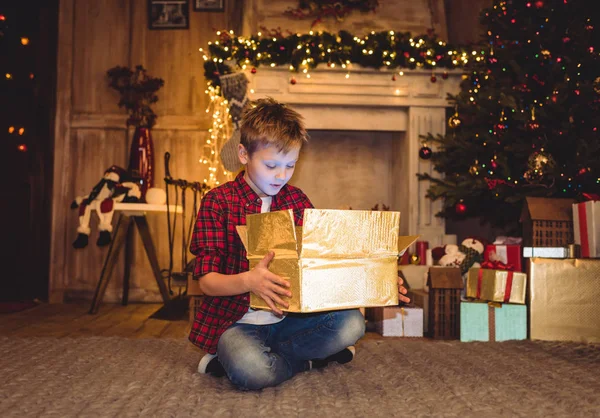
[189,98,410,390]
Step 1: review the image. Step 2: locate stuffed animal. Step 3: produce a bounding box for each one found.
[71,165,141,249]
[437,237,486,275]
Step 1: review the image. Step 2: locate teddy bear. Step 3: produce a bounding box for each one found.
[70,165,141,249]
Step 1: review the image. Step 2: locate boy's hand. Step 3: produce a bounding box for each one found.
[246,251,291,315]
[398,276,410,304]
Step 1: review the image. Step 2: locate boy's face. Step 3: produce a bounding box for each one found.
[239,143,300,197]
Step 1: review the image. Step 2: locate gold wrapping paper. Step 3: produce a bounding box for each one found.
[466,268,527,304]
[529,258,600,343]
[237,209,419,313]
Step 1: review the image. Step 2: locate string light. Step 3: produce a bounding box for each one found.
[201,29,476,87]
[201,85,233,187]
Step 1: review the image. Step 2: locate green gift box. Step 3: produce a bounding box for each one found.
[460,301,527,342]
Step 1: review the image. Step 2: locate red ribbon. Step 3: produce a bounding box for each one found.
[578,203,590,258]
[477,269,484,299]
[503,271,514,303]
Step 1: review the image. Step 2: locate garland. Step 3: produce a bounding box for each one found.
[201,28,475,88]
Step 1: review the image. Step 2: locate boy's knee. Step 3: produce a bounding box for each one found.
[333,309,365,344]
[227,355,279,391]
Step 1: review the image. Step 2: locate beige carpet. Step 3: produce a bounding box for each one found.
[0,336,599,417]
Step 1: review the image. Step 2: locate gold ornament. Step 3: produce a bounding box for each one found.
[524,149,556,183]
[469,160,480,176]
[448,106,462,129]
[410,254,421,265]
[594,76,600,94]
[448,113,462,129]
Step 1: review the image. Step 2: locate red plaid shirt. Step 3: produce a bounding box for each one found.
[188,171,313,354]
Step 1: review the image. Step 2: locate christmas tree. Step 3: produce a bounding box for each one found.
[418,0,600,230]
[0,7,35,159]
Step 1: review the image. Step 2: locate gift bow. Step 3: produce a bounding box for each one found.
[481,260,516,271]
[582,193,600,201]
[477,263,515,303]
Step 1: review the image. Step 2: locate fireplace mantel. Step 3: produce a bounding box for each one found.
[247,67,462,246]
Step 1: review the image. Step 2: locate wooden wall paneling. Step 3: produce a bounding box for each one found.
[72,0,132,114]
[65,128,129,300]
[49,0,75,303]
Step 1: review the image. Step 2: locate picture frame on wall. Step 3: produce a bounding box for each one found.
[193,0,224,12]
[148,0,190,30]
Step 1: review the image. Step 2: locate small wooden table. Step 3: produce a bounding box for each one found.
[89,203,183,314]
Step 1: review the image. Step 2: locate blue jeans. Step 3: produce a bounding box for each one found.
[217,309,365,390]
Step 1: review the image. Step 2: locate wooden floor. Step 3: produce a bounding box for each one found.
[0,301,386,340]
[0,302,190,339]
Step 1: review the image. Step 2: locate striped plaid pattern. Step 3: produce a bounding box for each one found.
[188,171,313,354]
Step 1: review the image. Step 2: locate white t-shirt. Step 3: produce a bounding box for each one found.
[236,195,287,325]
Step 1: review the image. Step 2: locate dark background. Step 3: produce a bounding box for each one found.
[0,1,58,302]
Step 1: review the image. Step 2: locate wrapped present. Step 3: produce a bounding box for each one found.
[460,301,527,342]
[408,289,429,332]
[573,199,600,258]
[523,247,569,258]
[237,209,419,313]
[371,304,423,337]
[484,243,522,272]
[529,258,600,343]
[466,266,527,304]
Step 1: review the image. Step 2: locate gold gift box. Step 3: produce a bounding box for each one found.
[466,268,527,304]
[237,209,419,313]
[529,258,600,343]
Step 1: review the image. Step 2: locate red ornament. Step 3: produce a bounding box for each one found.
[403,52,410,58]
[535,0,544,7]
[419,144,432,160]
[455,202,467,215]
[442,71,449,80]
[290,77,297,85]
[392,75,397,81]
[280,46,285,51]
[577,167,590,176]
[491,160,498,169]
[251,67,257,74]
[526,121,540,131]
[430,75,437,83]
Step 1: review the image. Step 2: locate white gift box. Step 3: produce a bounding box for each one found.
[372,305,424,337]
[573,201,600,258]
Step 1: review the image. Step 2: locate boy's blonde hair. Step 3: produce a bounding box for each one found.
[240,97,308,156]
